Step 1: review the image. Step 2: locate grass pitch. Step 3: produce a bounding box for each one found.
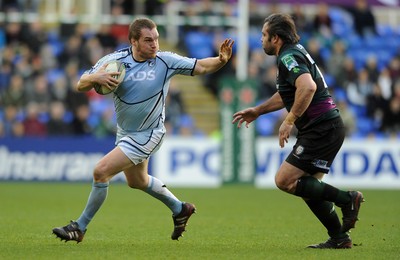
[0,182,399,259]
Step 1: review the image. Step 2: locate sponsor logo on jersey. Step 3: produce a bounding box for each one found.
[281,54,298,71]
[126,70,156,81]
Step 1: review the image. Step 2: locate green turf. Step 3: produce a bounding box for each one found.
[0,182,399,259]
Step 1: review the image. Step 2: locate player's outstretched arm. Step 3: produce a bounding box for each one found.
[232,92,285,128]
[193,38,234,75]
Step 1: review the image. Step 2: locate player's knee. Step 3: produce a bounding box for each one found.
[275,175,296,193]
[275,178,287,191]
[93,161,110,183]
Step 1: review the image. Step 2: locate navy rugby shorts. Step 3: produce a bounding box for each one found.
[286,116,345,174]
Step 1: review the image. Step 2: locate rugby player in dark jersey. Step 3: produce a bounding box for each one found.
[232,13,364,249]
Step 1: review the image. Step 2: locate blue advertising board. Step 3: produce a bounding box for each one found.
[1,137,399,189]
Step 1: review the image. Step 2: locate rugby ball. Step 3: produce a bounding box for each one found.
[94,61,126,95]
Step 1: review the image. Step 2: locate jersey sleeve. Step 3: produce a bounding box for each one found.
[158,51,196,76]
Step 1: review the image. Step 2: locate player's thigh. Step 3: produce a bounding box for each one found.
[124,160,149,189]
[94,146,133,180]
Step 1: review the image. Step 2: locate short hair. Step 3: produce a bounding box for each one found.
[264,13,300,44]
[128,18,157,42]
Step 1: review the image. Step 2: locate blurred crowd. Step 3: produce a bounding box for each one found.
[179,0,400,138]
[0,0,400,139]
[0,0,170,139]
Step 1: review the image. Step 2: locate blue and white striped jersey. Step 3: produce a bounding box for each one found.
[85,47,196,136]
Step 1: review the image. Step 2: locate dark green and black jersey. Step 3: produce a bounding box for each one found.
[276,43,340,130]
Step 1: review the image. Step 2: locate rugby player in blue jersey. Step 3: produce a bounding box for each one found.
[232,13,363,249]
[53,18,234,243]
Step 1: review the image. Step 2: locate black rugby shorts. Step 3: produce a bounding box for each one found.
[286,116,345,174]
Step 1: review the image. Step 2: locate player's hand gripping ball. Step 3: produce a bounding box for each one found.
[94,61,126,95]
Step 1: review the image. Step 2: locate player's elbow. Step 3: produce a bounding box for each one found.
[76,81,83,92]
[309,82,317,92]
[300,79,317,93]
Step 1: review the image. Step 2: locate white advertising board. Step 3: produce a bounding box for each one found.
[153,137,400,189]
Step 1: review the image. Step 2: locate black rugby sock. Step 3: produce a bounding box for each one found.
[305,199,347,238]
[294,176,351,204]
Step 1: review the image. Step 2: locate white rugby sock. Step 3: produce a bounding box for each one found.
[145,175,182,215]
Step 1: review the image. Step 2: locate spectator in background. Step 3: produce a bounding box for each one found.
[306,38,326,71]
[84,36,106,67]
[40,42,58,70]
[5,22,24,44]
[388,56,400,81]
[0,104,24,137]
[0,62,12,92]
[110,5,130,48]
[0,74,27,109]
[22,20,47,55]
[26,73,50,113]
[336,100,356,136]
[63,60,91,121]
[346,68,374,107]
[14,44,35,80]
[346,0,377,37]
[366,84,386,123]
[71,104,92,136]
[338,57,358,89]
[22,102,47,137]
[326,40,347,87]
[47,101,72,136]
[377,67,393,101]
[364,55,379,83]
[291,4,311,35]
[95,24,117,53]
[249,49,276,101]
[380,80,400,137]
[50,75,69,103]
[58,34,89,69]
[312,2,332,39]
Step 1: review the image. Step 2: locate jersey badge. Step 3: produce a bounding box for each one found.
[295,145,304,156]
[281,54,298,72]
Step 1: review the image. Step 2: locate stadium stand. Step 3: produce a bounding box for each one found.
[0,1,399,138]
